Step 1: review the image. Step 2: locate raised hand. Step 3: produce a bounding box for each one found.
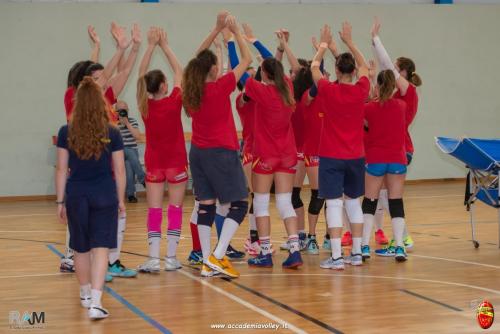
[88,25,100,45]
[280,29,290,43]
[339,21,353,45]
[159,28,168,48]
[226,15,240,34]
[216,10,230,31]
[242,23,256,42]
[371,17,381,38]
[221,27,232,46]
[147,27,160,46]
[320,24,332,45]
[131,23,141,45]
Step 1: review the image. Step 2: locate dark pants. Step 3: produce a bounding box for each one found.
[124,147,145,197]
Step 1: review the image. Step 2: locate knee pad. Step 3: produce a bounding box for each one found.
[226,200,248,224]
[216,202,230,217]
[362,198,378,215]
[308,189,325,215]
[253,193,270,218]
[276,193,297,220]
[388,198,405,218]
[325,199,343,228]
[292,187,304,209]
[197,203,216,227]
[345,198,363,224]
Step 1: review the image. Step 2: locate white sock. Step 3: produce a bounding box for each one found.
[249,213,257,231]
[392,217,406,247]
[213,218,239,259]
[376,190,389,231]
[331,238,342,259]
[260,237,271,255]
[80,284,91,297]
[91,289,102,307]
[288,234,300,254]
[148,237,161,259]
[167,235,180,259]
[403,224,409,239]
[65,227,73,258]
[109,215,126,264]
[352,237,362,254]
[362,214,374,246]
[197,225,212,262]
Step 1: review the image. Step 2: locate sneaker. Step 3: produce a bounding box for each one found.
[244,238,261,257]
[320,257,344,270]
[404,235,414,250]
[88,305,109,320]
[201,263,219,277]
[80,296,91,308]
[375,240,396,257]
[322,237,331,250]
[164,257,182,271]
[105,274,113,282]
[207,255,240,278]
[306,237,320,255]
[188,250,203,265]
[60,256,75,273]
[341,231,353,247]
[299,233,308,251]
[395,246,408,262]
[248,253,273,267]
[361,245,371,260]
[280,240,290,250]
[127,196,138,203]
[375,229,389,245]
[282,251,303,269]
[108,260,137,278]
[345,253,363,266]
[137,258,161,273]
[226,244,245,259]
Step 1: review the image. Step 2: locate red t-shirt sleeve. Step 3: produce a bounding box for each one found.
[403,84,418,126]
[105,87,117,105]
[244,77,263,103]
[169,86,183,110]
[356,76,370,100]
[217,72,237,96]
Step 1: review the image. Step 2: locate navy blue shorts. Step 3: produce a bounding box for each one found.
[66,189,118,253]
[319,157,365,199]
[189,144,248,203]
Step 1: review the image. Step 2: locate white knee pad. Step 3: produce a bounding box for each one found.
[253,193,270,218]
[326,199,344,228]
[345,198,363,224]
[190,200,200,224]
[216,201,230,216]
[275,193,297,220]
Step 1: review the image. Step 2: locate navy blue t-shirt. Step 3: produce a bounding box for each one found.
[57,125,123,193]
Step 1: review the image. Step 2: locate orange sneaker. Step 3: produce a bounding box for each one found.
[207,254,240,278]
[375,229,389,245]
[341,231,352,246]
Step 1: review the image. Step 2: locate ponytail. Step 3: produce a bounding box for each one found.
[262,58,295,107]
[377,70,396,104]
[396,57,422,87]
[137,76,149,118]
[410,72,422,87]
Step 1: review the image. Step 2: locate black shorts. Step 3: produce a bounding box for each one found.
[319,157,365,199]
[189,144,248,203]
[66,190,118,253]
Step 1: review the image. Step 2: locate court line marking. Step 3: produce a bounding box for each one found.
[46,245,173,334]
[177,269,307,334]
[400,289,463,312]
[411,254,500,270]
[0,272,71,280]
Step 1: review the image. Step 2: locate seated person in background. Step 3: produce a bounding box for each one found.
[116,100,146,203]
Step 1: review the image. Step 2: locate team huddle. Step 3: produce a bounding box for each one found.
[55,11,421,319]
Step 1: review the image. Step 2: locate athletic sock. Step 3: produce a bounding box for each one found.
[80,284,91,298]
[375,189,388,230]
[250,229,259,243]
[166,205,182,258]
[109,215,126,264]
[331,238,342,259]
[147,208,162,259]
[213,218,239,259]
[260,237,271,255]
[392,218,406,247]
[403,224,409,239]
[288,234,300,254]
[352,237,362,255]
[197,225,212,262]
[91,289,102,307]
[362,214,375,246]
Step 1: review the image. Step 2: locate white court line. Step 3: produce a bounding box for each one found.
[238,273,500,296]
[178,269,306,334]
[0,272,70,280]
[412,254,500,270]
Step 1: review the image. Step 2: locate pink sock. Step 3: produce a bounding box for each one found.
[147,208,163,259]
[167,205,183,258]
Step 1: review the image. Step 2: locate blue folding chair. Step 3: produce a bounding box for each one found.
[436,137,500,248]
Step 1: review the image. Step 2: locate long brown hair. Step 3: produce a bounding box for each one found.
[68,77,110,160]
[262,58,295,107]
[182,49,217,114]
[137,70,166,118]
[377,70,396,104]
[397,57,422,87]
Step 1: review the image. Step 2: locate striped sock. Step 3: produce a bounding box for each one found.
[288,234,300,254]
[259,237,271,255]
[147,208,162,259]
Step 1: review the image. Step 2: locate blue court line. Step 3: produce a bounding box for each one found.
[45,244,172,334]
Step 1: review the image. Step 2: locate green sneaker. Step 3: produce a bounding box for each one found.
[108,260,138,278]
[105,274,113,282]
[404,235,414,250]
[306,236,320,255]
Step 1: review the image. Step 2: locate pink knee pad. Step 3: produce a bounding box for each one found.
[167,205,183,231]
[147,208,163,233]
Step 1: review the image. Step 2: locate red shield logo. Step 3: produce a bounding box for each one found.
[476,300,494,329]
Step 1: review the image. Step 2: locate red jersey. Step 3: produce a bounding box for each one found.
[364,98,407,164]
[190,72,239,151]
[291,100,305,153]
[236,93,255,155]
[245,77,297,168]
[64,86,117,122]
[142,87,187,170]
[302,90,324,156]
[317,76,370,159]
[394,84,419,154]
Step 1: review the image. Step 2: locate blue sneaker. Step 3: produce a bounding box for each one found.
[226,244,245,259]
[105,274,113,282]
[299,232,307,251]
[306,236,320,255]
[108,260,137,278]
[361,245,371,260]
[248,253,273,267]
[188,250,203,265]
[282,251,303,269]
[322,237,331,250]
[375,240,396,257]
[320,257,344,270]
[395,246,408,262]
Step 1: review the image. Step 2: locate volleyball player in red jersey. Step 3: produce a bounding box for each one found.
[312,23,370,270]
[361,70,409,262]
[133,27,186,273]
[371,18,422,255]
[183,13,252,278]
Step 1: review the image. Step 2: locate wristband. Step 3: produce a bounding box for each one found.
[277,47,284,53]
[319,42,328,49]
[311,61,321,68]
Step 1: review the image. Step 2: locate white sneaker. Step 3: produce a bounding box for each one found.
[280,240,290,250]
[320,257,345,270]
[80,295,91,308]
[88,305,109,320]
[201,263,219,277]
[345,254,363,266]
[137,258,161,273]
[164,257,182,271]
